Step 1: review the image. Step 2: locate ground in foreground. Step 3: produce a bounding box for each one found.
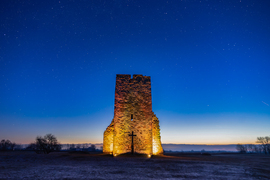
[0,151,269,179]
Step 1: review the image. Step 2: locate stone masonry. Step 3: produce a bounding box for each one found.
[103,74,163,155]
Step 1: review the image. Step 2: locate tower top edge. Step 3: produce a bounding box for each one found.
[116,74,151,79]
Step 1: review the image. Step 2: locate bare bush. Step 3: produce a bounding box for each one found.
[30,134,61,154]
[0,139,16,151]
[89,144,96,152]
[256,136,270,154]
[236,144,247,153]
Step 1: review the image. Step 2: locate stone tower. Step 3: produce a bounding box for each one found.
[103,74,163,155]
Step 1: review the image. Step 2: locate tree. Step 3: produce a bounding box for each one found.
[0,139,16,151]
[26,143,37,151]
[90,144,96,149]
[14,144,22,150]
[253,145,260,153]
[32,134,61,154]
[247,144,254,153]
[70,144,75,150]
[44,134,61,153]
[236,144,247,153]
[88,144,96,152]
[256,136,270,154]
[82,143,88,149]
[76,144,81,149]
[10,142,16,151]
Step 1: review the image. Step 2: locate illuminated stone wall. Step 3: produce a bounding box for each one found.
[103,74,163,155]
[103,120,114,153]
[152,114,163,155]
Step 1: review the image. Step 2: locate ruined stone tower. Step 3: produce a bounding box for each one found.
[103,74,163,155]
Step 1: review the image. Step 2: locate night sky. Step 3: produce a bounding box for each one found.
[1,0,269,145]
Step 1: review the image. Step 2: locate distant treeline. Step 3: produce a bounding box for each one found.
[236,136,270,154]
[60,143,102,151]
[0,139,18,151]
[162,144,237,152]
[2,135,269,155]
[1,134,102,154]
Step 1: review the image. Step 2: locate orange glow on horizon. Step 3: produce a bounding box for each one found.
[14,138,257,145]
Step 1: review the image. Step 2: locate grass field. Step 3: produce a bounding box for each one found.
[0,151,269,179]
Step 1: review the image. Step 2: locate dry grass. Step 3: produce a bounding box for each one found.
[0,151,269,179]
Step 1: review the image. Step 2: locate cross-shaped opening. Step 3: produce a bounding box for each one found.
[131,114,133,121]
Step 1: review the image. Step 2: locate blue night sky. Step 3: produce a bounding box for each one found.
[1,0,269,144]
